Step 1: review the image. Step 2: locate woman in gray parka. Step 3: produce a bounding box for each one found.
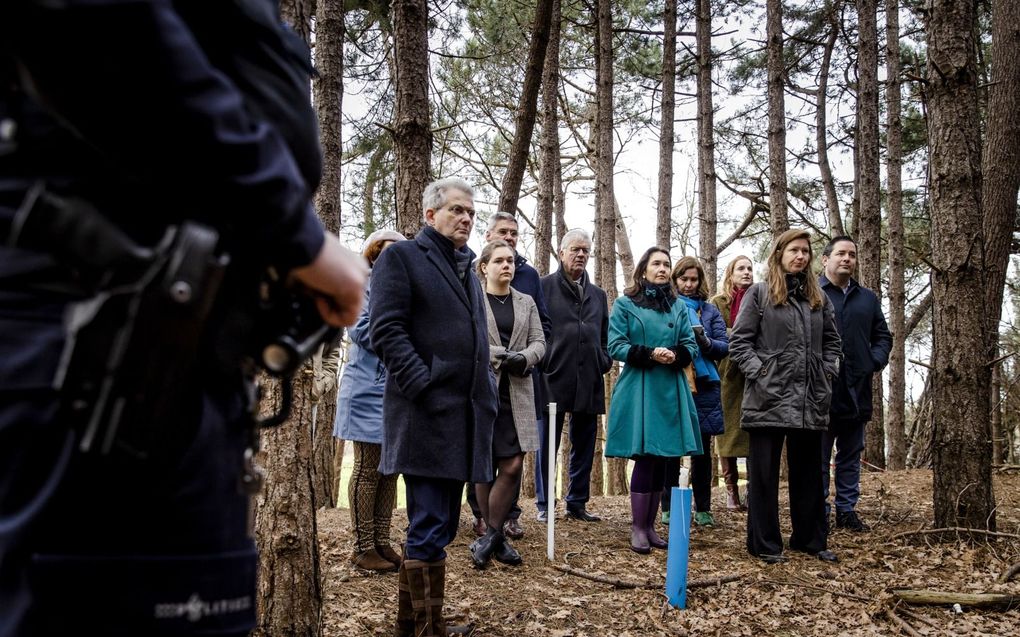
[728,229,842,565]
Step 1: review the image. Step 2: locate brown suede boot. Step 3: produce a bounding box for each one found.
[721,457,746,512]
[376,544,402,566]
[352,548,398,573]
[394,561,414,637]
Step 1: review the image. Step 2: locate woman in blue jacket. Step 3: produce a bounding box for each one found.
[334,229,405,572]
[661,256,729,527]
[605,247,702,554]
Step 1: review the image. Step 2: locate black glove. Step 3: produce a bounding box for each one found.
[692,325,712,352]
[500,351,529,377]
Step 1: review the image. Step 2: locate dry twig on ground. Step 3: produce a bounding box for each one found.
[890,527,1020,541]
[998,562,1020,583]
[883,606,923,637]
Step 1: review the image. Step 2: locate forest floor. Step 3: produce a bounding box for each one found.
[318,469,1020,636]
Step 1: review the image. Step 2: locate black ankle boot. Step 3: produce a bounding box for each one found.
[468,528,502,569]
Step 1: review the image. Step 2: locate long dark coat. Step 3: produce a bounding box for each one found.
[819,275,892,426]
[540,267,613,414]
[370,227,498,482]
[729,282,842,431]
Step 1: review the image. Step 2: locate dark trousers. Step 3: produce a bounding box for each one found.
[1,382,257,637]
[746,428,827,557]
[403,476,463,562]
[821,419,866,515]
[534,411,597,512]
[691,432,714,512]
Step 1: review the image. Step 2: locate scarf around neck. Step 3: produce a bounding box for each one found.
[630,280,676,313]
[730,286,748,324]
[680,294,720,383]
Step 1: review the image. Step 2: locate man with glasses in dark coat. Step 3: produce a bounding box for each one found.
[370,177,497,637]
[535,229,612,523]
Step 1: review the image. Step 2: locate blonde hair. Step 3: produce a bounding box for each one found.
[712,255,754,306]
[671,256,710,299]
[765,229,824,309]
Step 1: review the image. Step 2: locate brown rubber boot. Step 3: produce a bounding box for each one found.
[352,548,398,573]
[394,561,414,637]
[721,457,746,512]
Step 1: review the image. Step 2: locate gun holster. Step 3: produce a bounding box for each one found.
[60,222,228,456]
[8,185,229,456]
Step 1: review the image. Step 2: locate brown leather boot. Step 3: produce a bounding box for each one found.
[352,548,398,572]
[376,544,403,566]
[394,561,414,637]
[721,457,746,512]
[402,559,474,636]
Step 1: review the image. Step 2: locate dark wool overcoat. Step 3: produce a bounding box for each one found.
[729,282,842,431]
[540,267,613,414]
[370,228,497,483]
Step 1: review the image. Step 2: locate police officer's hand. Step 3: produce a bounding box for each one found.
[291,233,369,327]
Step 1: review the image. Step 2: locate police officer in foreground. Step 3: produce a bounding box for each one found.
[0,2,366,636]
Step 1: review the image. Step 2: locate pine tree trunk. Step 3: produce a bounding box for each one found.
[311,388,338,509]
[498,0,555,215]
[613,197,634,277]
[313,0,343,235]
[254,375,321,637]
[926,0,995,532]
[857,0,884,467]
[593,0,615,297]
[695,0,717,290]
[592,0,615,499]
[982,0,1020,394]
[536,0,562,276]
[656,0,677,249]
[817,6,843,236]
[766,0,789,236]
[885,0,907,470]
[307,0,345,514]
[392,0,431,237]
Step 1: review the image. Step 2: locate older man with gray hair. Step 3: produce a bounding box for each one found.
[371,177,497,636]
[535,229,612,522]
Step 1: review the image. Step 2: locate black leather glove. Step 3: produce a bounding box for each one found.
[692,325,712,352]
[500,351,529,377]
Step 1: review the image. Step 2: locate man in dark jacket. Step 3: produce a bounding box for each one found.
[0,3,366,635]
[370,177,497,636]
[535,229,612,522]
[466,212,552,539]
[819,236,892,532]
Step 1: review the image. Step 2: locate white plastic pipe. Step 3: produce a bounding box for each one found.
[546,402,557,561]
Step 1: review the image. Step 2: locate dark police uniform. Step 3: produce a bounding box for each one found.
[0,2,325,635]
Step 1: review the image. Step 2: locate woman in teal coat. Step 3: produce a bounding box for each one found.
[605,246,702,554]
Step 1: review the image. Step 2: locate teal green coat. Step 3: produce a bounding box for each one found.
[605,295,703,459]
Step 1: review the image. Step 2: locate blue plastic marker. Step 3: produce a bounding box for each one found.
[664,467,692,608]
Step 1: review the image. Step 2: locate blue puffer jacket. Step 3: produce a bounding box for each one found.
[685,297,729,435]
